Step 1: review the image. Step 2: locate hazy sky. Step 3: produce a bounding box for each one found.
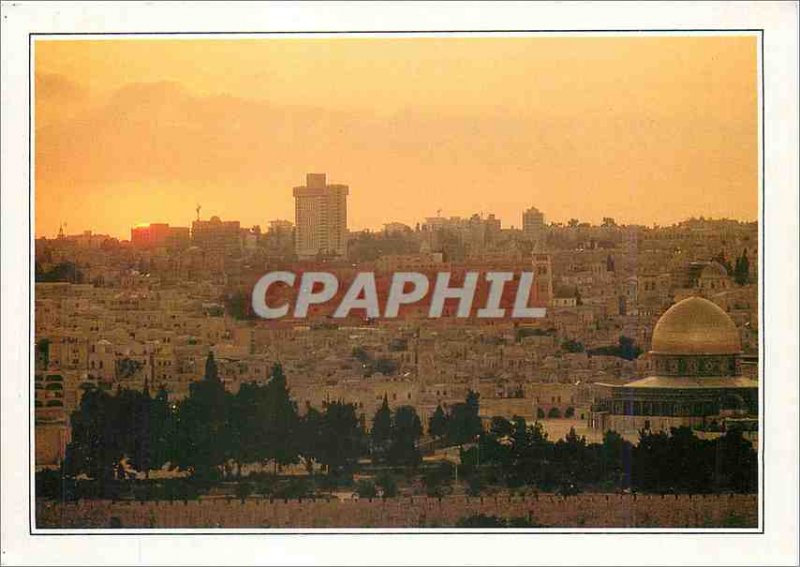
[35,35,758,239]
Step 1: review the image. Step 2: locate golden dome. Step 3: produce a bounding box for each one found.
[651,296,741,355]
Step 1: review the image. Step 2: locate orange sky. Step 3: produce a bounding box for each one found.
[35,35,758,239]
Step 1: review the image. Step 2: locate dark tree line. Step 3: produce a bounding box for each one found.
[459,417,757,494]
[586,335,642,361]
[64,353,368,483]
[35,261,84,283]
[59,358,756,497]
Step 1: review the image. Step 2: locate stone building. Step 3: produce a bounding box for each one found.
[191,216,242,256]
[589,296,758,434]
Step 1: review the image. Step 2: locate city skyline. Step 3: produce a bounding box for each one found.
[35,35,758,240]
[45,206,758,243]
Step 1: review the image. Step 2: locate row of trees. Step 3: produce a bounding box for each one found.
[586,335,642,361]
[35,261,85,283]
[65,354,368,483]
[63,354,757,496]
[461,417,757,494]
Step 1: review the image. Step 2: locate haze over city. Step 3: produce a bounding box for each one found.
[35,35,758,240]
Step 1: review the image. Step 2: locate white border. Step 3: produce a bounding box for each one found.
[2,2,798,566]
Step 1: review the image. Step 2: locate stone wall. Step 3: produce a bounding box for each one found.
[37,493,757,529]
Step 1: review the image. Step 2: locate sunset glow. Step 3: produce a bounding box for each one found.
[35,35,758,239]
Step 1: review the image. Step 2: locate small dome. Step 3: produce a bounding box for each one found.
[651,296,741,355]
[701,261,728,278]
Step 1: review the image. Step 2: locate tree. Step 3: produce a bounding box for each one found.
[370,395,393,462]
[355,480,377,499]
[122,383,178,479]
[489,416,514,438]
[376,471,398,498]
[298,403,325,475]
[116,358,143,380]
[317,401,366,476]
[467,474,483,496]
[586,336,642,360]
[618,335,642,361]
[445,391,483,446]
[428,404,448,439]
[352,346,371,364]
[561,339,584,353]
[35,261,84,283]
[64,387,126,483]
[235,481,253,502]
[734,249,750,285]
[423,461,454,497]
[456,514,507,528]
[223,290,254,320]
[228,363,300,475]
[173,352,232,479]
[506,418,550,488]
[714,429,757,493]
[388,405,423,467]
[230,382,262,474]
[261,363,300,471]
[599,430,632,488]
[554,427,588,491]
[36,338,51,369]
[568,218,580,228]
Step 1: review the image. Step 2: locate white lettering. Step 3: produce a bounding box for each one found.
[512,272,546,318]
[294,272,339,318]
[251,271,296,319]
[429,272,479,318]
[334,272,380,318]
[384,272,430,318]
[477,272,514,318]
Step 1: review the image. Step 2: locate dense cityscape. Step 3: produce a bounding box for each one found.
[34,173,759,528]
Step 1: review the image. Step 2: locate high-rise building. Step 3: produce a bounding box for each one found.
[523,207,546,243]
[293,173,349,258]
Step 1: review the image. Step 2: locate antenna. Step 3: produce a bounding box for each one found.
[195,204,201,221]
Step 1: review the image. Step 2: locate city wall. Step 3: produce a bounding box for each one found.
[37,493,757,529]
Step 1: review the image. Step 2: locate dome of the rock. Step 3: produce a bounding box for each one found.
[651,296,741,355]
